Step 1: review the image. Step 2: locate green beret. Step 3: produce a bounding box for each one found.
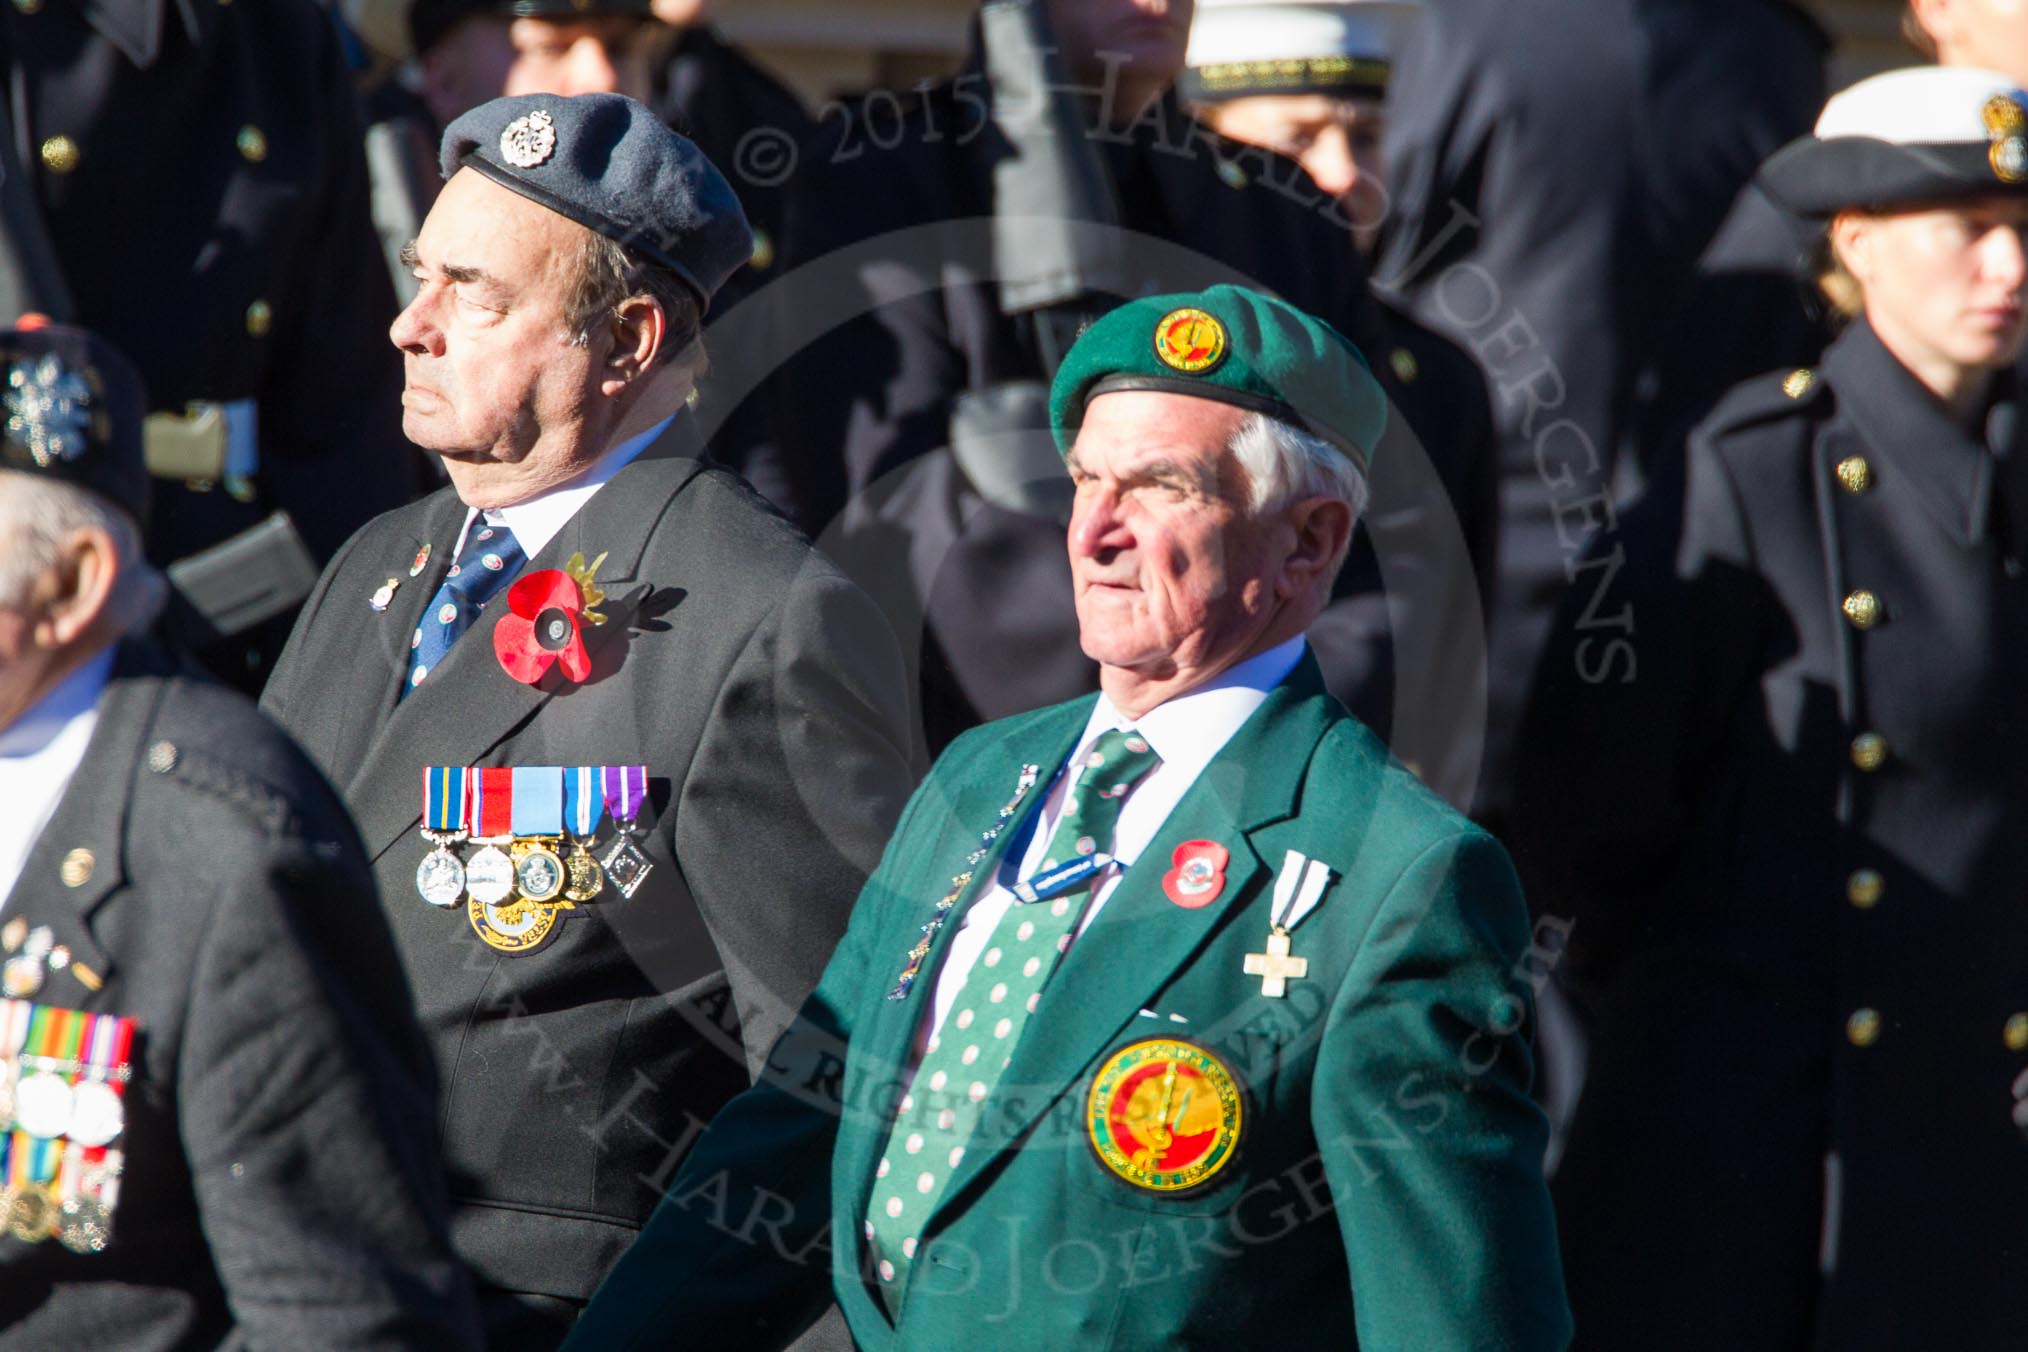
[1048,284,1386,473]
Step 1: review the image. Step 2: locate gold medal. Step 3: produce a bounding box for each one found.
[467,895,559,955]
[563,841,605,902]
[5,1184,56,1242]
[1086,1039,1244,1193]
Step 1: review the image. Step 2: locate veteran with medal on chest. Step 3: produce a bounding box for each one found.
[259,92,916,1349]
[567,286,1571,1350]
[0,324,479,1348]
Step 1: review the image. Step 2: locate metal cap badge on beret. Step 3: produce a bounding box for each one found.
[0,321,149,528]
[1050,284,1386,473]
[1760,67,2028,218]
[1180,1,1421,103]
[440,92,751,312]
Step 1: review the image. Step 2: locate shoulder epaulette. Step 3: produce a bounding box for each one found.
[146,740,302,838]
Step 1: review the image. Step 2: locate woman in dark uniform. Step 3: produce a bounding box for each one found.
[1514,67,2028,1351]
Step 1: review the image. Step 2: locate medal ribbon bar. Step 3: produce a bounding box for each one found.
[564,766,606,838]
[423,766,470,835]
[473,767,515,839]
[509,767,564,837]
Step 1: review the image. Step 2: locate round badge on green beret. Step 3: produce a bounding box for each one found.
[1050,283,1386,472]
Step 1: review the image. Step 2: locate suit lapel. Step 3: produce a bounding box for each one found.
[837,705,1090,1233]
[930,663,1333,1215]
[344,419,709,861]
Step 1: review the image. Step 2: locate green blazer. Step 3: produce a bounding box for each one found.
[567,656,1572,1350]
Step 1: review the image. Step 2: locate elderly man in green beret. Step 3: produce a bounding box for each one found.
[564,284,1572,1351]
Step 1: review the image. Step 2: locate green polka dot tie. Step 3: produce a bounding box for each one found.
[865,727,1161,1312]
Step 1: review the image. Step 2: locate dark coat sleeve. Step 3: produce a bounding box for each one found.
[561,777,940,1350]
[675,544,920,1071]
[160,737,480,1348]
[1509,421,1770,974]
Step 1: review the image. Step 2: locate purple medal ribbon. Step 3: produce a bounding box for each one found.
[601,765,647,829]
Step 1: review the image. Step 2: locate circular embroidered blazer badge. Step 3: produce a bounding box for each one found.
[1087,1038,1243,1192]
[1152,308,1229,374]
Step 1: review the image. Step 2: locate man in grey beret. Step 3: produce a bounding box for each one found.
[261,93,916,1349]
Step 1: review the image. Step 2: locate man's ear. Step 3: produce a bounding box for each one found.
[31,527,119,649]
[599,295,666,395]
[1276,496,1355,601]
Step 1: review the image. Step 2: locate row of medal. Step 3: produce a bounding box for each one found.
[0,999,132,1253]
[418,765,653,956]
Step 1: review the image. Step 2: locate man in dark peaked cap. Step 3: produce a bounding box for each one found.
[0,320,481,1349]
[260,92,915,1350]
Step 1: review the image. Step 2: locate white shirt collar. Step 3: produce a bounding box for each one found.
[1070,635,1307,785]
[0,645,114,758]
[460,412,675,560]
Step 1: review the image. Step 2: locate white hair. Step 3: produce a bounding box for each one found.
[1226,412,1369,591]
[0,472,166,637]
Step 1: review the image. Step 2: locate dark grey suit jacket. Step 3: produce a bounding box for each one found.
[0,638,479,1350]
[259,416,917,1320]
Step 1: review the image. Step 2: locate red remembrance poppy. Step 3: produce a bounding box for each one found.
[493,568,592,685]
[1162,840,1230,909]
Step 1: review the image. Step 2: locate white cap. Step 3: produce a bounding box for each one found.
[1816,66,2024,143]
[1182,1,1421,100]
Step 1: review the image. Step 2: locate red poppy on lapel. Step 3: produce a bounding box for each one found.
[493,551,608,685]
[1163,840,1229,909]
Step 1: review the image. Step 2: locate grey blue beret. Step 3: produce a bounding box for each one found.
[0,321,149,528]
[440,92,752,312]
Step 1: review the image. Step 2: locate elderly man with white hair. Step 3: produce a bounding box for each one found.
[567,284,1570,1352]
[0,323,479,1349]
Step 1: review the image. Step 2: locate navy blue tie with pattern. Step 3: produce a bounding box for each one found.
[401,521,526,699]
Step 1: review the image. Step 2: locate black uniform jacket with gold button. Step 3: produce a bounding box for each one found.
[0,638,479,1351]
[2,0,419,677]
[1514,316,2028,1352]
[757,70,1497,786]
[259,418,918,1327]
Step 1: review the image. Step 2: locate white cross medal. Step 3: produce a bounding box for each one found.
[1243,850,1332,998]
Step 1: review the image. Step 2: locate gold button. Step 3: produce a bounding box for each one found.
[39,135,79,174]
[1846,1007,1881,1047]
[1390,347,1421,385]
[1782,368,1814,398]
[59,848,94,888]
[2,917,24,952]
[749,228,774,271]
[1846,869,1883,909]
[245,299,272,337]
[1836,456,1874,494]
[236,124,267,163]
[1851,732,1888,772]
[2006,1014,2028,1052]
[1842,589,1883,630]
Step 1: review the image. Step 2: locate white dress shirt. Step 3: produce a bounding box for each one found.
[922,636,1306,1045]
[452,413,675,560]
[0,646,115,909]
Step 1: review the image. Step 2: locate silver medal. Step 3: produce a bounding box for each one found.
[11,1072,73,1139]
[416,845,467,909]
[465,845,515,905]
[65,1081,124,1149]
[599,834,654,898]
[514,846,565,903]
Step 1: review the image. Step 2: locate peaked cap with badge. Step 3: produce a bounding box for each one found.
[1050,283,1389,472]
[1760,66,2028,218]
[1518,59,2028,1352]
[439,91,752,312]
[1179,0,1421,103]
